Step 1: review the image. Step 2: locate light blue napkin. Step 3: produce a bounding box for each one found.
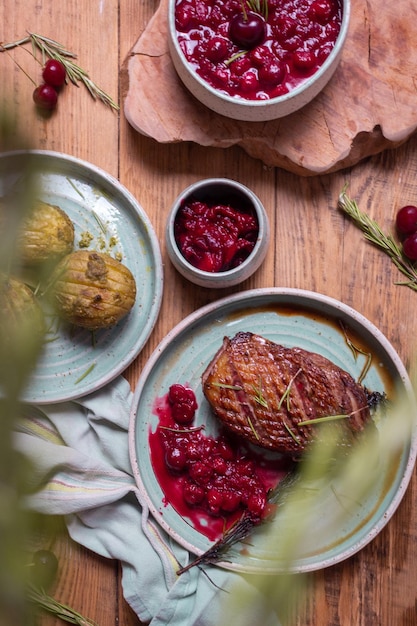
[14,375,282,626]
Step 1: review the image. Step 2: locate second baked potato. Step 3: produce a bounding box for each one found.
[50,250,137,330]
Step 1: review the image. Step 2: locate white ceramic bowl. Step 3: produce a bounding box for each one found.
[168,0,350,122]
[165,178,269,288]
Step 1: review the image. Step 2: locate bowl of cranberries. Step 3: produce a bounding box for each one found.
[169,0,350,121]
[165,178,269,288]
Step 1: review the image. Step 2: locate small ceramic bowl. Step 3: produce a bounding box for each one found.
[168,0,350,122]
[165,178,269,288]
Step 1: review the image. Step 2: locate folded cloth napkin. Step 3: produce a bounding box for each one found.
[14,375,282,626]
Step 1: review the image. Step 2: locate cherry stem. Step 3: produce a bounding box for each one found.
[1,46,36,85]
[240,0,248,21]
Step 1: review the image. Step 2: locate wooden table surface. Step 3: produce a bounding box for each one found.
[2,1,417,625]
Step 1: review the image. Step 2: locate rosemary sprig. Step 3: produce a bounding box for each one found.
[298,404,368,427]
[277,368,302,411]
[339,321,372,385]
[27,583,98,625]
[252,377,268,408]
[0,31,119,110]
[74,362,96,384]
[338,188,417,292]
[211,382,243,391]
[247,414,260,440]
[282,418,300,445]
[160,425,205,434]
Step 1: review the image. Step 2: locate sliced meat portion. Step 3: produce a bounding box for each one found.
[202,332,371,455]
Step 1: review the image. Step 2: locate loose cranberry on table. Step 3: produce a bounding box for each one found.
[174,200,259,273]
[402,232,417,261]
[395,205,417,237]
[42,59,67,87]
[175,0,343,101]
[33,84,58,110]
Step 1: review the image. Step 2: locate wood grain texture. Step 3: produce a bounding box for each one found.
[123,0,417,175]
[2,0,417,625]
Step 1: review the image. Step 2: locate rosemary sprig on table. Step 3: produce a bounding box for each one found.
[338,188,417,292]
[0,31,119,110]
[27,583,97,626]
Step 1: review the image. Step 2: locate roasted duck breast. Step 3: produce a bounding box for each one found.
[202,332,372,455]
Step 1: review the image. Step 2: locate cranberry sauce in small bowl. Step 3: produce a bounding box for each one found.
[165,178,269,288]
[168,0,350,121]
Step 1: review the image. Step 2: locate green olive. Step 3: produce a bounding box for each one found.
[30,549,58,589]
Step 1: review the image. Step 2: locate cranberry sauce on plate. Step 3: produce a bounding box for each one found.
[149,384,291,542]
[175,0,343,101]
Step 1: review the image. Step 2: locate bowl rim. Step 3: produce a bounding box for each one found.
[168,0,351,109]
[166,177,270,280]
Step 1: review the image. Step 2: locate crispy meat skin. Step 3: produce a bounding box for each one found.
[202,332,371,455]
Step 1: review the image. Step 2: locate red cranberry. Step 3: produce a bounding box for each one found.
[183,481,205,505]
[165,447,187,471]
[396,205,417,236]
[214,438,234,460]
[229,55,252,76]
[171,401,196,425]
[206,36,230,62]
[42,59,66,87]
[221,490,241,513]
[309,0,335,24]
[293,49,317,71]
[33,84,58,110]
[250,45,273,67]
[189,461,213,485]
[273,15,297,40]
[403,232,417,261]
[258,61,285,86]
[175,1,196,30]
[206,487,224,513]
[238,70,259,93]
[247,491,267,517]
[212,456,228,475]
[229,11,267,50]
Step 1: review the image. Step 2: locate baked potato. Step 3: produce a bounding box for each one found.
[0,275,45,384]
[17,200,75,264]
[50,250,137,330]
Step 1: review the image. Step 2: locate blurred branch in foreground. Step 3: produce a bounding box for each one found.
[220,377,416,626]
[0,117,44,626]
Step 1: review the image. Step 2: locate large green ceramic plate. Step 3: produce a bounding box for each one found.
[129,288,416,573]
[0,150,163,404]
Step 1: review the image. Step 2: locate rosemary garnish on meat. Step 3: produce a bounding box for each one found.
[338,187,417,292]
[282,418,300,444]
[252,377,268,408]
[297,404,369,427]
[211,382,243,391]
[246,415,260,440]
[278,368,302,411]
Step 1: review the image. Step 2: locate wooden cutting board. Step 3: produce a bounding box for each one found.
[122,0,417,176]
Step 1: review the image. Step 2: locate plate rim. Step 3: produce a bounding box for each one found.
[1,149,164,404]
[128,287,417,573]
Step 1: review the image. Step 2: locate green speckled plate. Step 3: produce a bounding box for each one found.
[0,150,163,404]
[129,288,417,573]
